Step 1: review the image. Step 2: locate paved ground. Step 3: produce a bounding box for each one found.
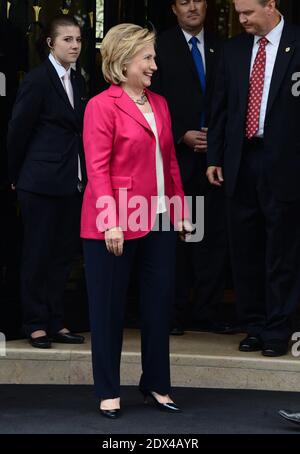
[1,385,300,435]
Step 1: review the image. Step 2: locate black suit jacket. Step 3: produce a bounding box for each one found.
[7,58,87,195]
[208,23,300,202]
[152,26,221,190]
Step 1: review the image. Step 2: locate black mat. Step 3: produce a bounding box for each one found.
[1,385,300,434]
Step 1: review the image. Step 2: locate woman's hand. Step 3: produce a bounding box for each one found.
[104,227,124,256]
[177,219,194,242]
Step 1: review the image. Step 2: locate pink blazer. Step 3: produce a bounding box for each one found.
[81,84,189,240]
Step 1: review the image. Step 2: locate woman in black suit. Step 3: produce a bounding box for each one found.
[7,15,87,348]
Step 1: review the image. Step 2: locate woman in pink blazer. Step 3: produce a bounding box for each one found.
[81,23,191,419]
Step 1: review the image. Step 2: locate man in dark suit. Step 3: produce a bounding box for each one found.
[152,0,232,335]
[7,16,87,348]
[207,0,300,356]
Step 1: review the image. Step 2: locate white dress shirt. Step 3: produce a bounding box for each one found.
[250,16,284,137]
[49,52,73,91]
[182,28,206,73]
[48,53,82,181]
[143,112,167,214]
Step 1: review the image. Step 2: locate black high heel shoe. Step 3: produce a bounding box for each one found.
[99,408,120,419]
[140,390,182,413]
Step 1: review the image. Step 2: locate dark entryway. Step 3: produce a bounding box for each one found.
[1,0,300,339]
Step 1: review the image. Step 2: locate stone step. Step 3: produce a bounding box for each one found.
[1,330,300,392]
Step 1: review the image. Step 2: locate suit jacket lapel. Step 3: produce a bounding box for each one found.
[173,26,201,88]
[204,31,216,85]
[71,70,80,111]
[266,24,296,118]
[146,89,163,139]
[45,59,78,124]
[114,88,152,133]
[238,33,254,118]
[71,69,84,125]
[175,27,217,94]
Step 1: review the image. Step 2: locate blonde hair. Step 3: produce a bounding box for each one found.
[101,23,156,85]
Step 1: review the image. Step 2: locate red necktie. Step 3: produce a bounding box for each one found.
[245,37,269,139]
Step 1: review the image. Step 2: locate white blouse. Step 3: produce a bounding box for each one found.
[143,112,167,214]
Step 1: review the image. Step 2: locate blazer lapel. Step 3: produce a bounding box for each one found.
[173,26,201,88]
[71,69,84,125]
[45,59,78,121]
[237,33,254,118]
[265,24,296,118]
[204,31,216,85]
[113,87,152,133]
[146,89,163,139]
[71,70,80,111]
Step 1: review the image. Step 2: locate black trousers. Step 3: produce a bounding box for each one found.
[17,190,81,336]
[227,140,300,341]
[83,222,177,399]
[174,182,228,326]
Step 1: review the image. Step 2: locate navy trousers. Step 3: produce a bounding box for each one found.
[174,184,228,325]
[18,190,81,336]
[227,140,300,341]
[83,222,177,399]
